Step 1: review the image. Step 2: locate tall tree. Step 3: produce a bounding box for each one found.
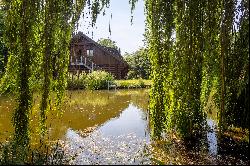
[3,0,41,146]
[173,0,206,139]
[97,38,118,49]
[145,0,175,138]
[146,0,249,141]
[124,47,151,79]
[218,0,235,135]
[0,7,7,74]
[2,0,110,147]
[222,0,249,130]
[1,0,139,148]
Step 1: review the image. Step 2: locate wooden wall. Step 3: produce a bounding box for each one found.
[69,36,128,79]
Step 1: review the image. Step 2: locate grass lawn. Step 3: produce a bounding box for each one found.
[114,79,152,89]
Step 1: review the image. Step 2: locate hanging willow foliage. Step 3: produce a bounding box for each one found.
[217,0,235,135]
[1,0,94,145]
[200,0,220,114]
[1,0,139,147]
[3,0,41,146]
[173,0,206,139]
[145,0,175,138]
[147,0,249,140]
[145,0,207,140]
[220,0,249,131]
[1,0,248,147]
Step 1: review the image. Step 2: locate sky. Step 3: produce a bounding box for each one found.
[78,0,146,55]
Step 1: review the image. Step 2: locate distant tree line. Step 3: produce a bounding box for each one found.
[123,47,151,79]
[97,38,118,49]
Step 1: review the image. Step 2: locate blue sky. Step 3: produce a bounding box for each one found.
[78,0,146,55]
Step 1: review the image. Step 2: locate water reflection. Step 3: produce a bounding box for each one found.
[99,103,150,141]
[60,90,151,164]
[0,89,150,143]
[206,118,218,156]
[0,89,248,165]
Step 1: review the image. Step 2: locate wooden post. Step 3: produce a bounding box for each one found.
[85,57,86,65]
[77,70,79,80]
[92,62,94,72]
[73,47,75,59]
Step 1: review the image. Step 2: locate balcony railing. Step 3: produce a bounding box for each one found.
[70,56,101,71]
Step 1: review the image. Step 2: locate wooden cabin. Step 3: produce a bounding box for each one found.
[69,32,128,79]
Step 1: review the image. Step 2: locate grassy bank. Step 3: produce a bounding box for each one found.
[1,71,152,93]
[114,79,152,89]
[67,71,152,90]
[67,71,114,90]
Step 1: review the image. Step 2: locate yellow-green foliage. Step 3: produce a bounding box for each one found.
[67,71,114,90]
[67,73,87,90]
[85,71,114,90]
[68,74,152,90]
[115,79,151,89]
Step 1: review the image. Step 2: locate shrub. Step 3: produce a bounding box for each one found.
[67,72,87,89]
[85,70,114,90]
[67,71,114,90]
[66,72,151,90]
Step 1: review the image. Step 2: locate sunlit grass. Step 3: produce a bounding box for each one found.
[115,79,152,89]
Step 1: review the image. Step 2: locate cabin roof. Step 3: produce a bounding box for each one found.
[71,32,127,65]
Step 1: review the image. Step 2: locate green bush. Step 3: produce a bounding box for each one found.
[67,71,114,90]
[67,72,87,89]
[85,71,114,90]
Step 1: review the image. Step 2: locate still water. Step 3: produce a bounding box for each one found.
[0,89,248,164]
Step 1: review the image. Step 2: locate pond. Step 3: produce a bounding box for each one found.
[0,89,249,164]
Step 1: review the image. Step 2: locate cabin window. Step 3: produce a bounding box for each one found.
[87,49,94,57]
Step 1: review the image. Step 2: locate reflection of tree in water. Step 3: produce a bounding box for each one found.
[0,90,151,145]
[127,89,149,111]
[130,89,150,135]
[0,96,15,142]
[46,90,150,140]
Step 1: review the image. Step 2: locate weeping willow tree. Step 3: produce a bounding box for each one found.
[1,0,139,150]
[201,0,249,136]
[226,0,249,129]
[147,0,249,140]
[219,0,249,132]
[217,0,235,136]
[2,0,92,147]
[173,0,206,140]
[146,0,206,140]
[3,0,42,147]
[145,0,175,138]
[200,0,221,118]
